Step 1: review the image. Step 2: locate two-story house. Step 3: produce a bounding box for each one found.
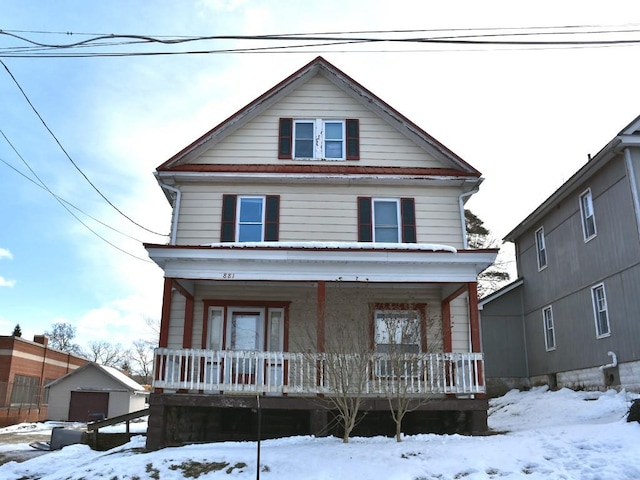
[480,115,640,396]
[143,57,497,449]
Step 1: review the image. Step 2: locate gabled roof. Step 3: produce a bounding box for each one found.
[157,56,481,176]
[45,362,147,393]
[504,114,640,242]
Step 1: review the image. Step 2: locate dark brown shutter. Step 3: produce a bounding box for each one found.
[221,194,237,242]
[357,196,372,242]
[265,195,280,241]
[346,119,360,160]
[401,198,416,243]
[278,118,293,159]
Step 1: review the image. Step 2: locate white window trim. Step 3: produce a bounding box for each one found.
[591,283,611,338]
[579,188,597,242]
[372,198,401,243]
[535,227,547,271]
[236,196,265,242]
[293,119,345,160]
[542,305,556,351]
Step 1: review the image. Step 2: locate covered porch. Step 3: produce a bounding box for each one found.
[144,242,497,448]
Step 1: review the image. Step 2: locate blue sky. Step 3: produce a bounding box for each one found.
[1,0,640,349]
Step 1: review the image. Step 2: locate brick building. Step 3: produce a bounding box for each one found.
[0,335,88,426]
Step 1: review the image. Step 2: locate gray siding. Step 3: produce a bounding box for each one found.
[480,285,527,378]
[514,152,640,377]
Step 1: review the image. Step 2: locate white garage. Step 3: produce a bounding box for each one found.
[46,362,148,422]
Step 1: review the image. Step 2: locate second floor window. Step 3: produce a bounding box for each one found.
[580,189,597,241]
[535,227,547,270]
[279,118,359,160]
[221,194,280,242]
[357,197,416,243]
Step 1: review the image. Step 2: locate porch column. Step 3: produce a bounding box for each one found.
[467,282,481,353]
[467,281,484,393]
[159,277,173,348]
[317,281,326,352]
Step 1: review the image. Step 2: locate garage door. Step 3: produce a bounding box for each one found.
[68,391,109,422]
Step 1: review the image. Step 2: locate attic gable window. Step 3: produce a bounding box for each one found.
[279,118,359,160]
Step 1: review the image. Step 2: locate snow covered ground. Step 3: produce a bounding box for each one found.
[1,387,639,479]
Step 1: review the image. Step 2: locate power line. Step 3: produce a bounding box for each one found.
[0,128,155,263]
[1,26,640,58]
[0,151,151,245]
[0,59,168,237]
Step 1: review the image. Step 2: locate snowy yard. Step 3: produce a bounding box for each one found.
[1,387,639,479]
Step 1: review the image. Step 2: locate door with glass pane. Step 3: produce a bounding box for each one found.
[226,308,265,385]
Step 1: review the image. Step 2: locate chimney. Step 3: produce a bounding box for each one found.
[33,335,49,347]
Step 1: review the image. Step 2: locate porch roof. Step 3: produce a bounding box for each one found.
[144,242,498,283]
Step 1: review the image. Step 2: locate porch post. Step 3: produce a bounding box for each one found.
[441,301,452,353]
[467,281,485,392]
[317,281,326,352]
[159,278,173,348]
[467,282,481,353]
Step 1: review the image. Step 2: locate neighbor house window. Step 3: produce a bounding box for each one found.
[580,189,597,241]
[535,227,547,270]
[591,283,610,338]
[278,118,359,160]
[542,306,555,351]
[220,194,279,242]
[357,197,416,243]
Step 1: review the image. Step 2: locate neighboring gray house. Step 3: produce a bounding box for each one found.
[46,363,148,422]
[481,115,640,395]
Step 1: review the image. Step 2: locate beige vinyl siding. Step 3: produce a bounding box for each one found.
[176,282,444,354]
[193,75,443,169]
[450,293,470,352]
[167,294,186,349]
[175,183,464,247]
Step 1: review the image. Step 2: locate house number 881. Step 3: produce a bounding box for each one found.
[222,273,235,279]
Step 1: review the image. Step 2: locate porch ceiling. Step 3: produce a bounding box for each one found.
[145,243,498,283]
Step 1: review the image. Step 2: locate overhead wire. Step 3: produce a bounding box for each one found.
[0,129,154,263]
[0,59,168,237]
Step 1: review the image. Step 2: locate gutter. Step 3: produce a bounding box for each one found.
[159,183,181,245]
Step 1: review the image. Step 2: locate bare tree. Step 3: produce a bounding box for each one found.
[45,322,84,356]
[130,339,154,384]
[86,340,129,367]
[375,307,439,442]
[310,285,374,443]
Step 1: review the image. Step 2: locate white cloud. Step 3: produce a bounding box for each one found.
[0,248,12,260]
[0,276,15,288]
[75,292,162,349]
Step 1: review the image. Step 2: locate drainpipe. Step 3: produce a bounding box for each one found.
[599,351,617,371]
[459,186,480,249]
[159,183,181,245]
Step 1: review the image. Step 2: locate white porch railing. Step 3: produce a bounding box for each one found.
[152,349,485,396]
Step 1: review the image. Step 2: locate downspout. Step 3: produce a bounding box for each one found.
[623,148,640,241]
[159,183,181,245]
[459,186,479,249]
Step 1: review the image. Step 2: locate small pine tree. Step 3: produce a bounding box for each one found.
[12,324,22,337]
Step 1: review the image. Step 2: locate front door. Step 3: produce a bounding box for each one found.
[226,308,265,384]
